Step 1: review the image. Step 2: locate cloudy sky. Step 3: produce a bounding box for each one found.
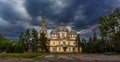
[0,0,120,40]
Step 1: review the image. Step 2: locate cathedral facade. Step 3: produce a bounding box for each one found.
[40,17,82,53]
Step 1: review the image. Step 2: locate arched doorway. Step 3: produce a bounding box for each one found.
[62,41,68,52]
[63,46,67,52]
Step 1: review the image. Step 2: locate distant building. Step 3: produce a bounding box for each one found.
[39,17,82,53]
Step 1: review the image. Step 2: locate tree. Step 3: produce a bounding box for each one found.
[87,37,92,53]
[39,32,48,52]
[0,34,12,53]
[81,38,87,53]
[92,31,97,53]
[19,32,24,53]
[24,29,31,52]
[13,41,24,53]
[98,8,120,53]
[76,33,82,52]
[31,28,38,52]
[6,42,14,53]
[93,31,97,41]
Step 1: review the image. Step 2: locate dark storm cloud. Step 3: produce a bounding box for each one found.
[24,0,119,29]
[0,0,29,23]
[0,0,120,40]
[24,0,83,25]
[75,0,118,30]
[0,0,30,39]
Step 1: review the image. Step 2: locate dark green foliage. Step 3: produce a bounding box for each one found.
[31,28,38,52]
[18,28,48,53]
[0,34,12,52]
[13,41,24,53]
[39,32,48,52]
[82,8,120,53]
[76,34,83,52]
[0,34,24,53]
[0,53,47,58]
[24,29,31,52]
[81,38,87,53]
[98,8,120,53]
[19,28,39,53]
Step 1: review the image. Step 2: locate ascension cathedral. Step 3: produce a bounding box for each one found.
[40,17,82,53]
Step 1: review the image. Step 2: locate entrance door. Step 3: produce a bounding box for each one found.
[63,47,67,52]
[73,47,75,52]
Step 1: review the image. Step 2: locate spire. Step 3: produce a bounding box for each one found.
[41,16,46,29]
[60,22,64,26]
[40,16,47,37]
[71,23,74,30]
[42,16,45,22]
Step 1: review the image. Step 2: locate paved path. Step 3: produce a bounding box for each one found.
[0,54,120,62]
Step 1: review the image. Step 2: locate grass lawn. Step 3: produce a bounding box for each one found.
[113,53,120,56]
[0,52,47,59]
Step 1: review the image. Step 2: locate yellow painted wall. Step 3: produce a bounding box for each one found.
[49,39,82,52]
[49,30,82,53]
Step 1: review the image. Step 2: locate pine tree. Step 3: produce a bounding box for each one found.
[24,29,31,52]
[98,8,120,53]
[31,28,38,52]
[76,33,81,52]
[39,32,48,52]
[19,32,24,53]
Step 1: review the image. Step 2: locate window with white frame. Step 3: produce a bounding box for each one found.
[59,47,61,51]
[59,42,60,44]
[62,33,64,37]
[71,47,73,51]
[69,47,71,51]
[68,42,70,45]
[54,34,56,37]
[53,42,55,45]
[53,47,56,51]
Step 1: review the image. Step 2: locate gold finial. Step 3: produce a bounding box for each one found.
[42,16,45,22]
[42,16,44,19]
[60,22,64,26]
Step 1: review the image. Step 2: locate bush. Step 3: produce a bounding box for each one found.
[0,52,47,58]
[0,50,2,53]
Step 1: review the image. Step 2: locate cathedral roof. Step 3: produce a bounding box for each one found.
[51,29,58,34]
[51,22,76,34]
[70,29,77,34]
[58,26,68,32]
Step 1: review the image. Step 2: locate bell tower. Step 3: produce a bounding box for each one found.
[40,16,47,37]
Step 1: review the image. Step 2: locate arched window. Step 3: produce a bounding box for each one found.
[68,42,70,45]
[59,47,61,51]
[52,34,54,38]
[70,34,72,38]
[63,42,65,45]
[53,47,56,51]
[59,42,60,44]
[53,42,55,44]
[54,34,56,37]
[62,33,64,37]
[73,47,75,52]
[58,33,60,38]
[69,47,71,51]
[71,34,73,38]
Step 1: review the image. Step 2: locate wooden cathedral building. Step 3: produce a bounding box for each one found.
[39,17,82,53]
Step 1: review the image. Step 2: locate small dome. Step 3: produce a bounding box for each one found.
[58,26,68,32]
[51,29,57,34]
[70,30,77,34]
